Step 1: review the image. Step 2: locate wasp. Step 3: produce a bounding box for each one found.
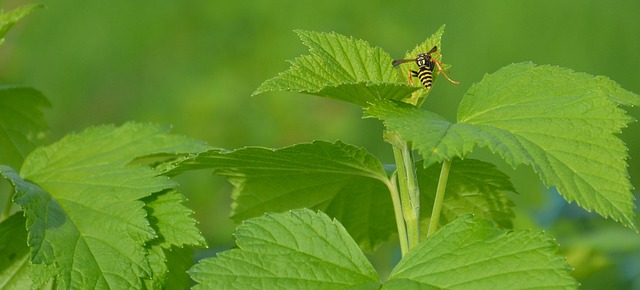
[392,46,459,90]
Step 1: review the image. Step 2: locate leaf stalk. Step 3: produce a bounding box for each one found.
[427,159,452,237]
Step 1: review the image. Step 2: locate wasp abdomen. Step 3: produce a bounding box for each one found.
[413,68,434,89]
[413,52,436,89]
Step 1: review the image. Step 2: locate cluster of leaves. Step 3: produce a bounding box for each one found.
[1,4,638,290]
[180,25,637,288]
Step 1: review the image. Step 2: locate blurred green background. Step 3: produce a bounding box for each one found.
[1,0,639,288]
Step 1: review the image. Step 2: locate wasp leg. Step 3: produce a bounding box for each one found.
[431,59,460,84]
[407,70,419,86]
[429,51,459,85]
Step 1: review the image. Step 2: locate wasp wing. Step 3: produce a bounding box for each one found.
[392,58,415,67]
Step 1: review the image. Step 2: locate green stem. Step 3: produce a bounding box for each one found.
[427,159,452,237]
[386,131,420,251]
[387,174,409,256]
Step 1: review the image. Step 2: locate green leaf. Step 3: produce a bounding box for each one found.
[169,140,394,252]
[189,209,380,290]
[253,30,419,106]
[0,4,42,45]
[418,158,516,234]
[0,213,31,289]
[385,216,578,289]
[0,123,209,289]
[0,87,50,169]
[367,63,638,229]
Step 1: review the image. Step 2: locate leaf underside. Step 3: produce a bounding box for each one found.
[169,140,394,253]
[171,139,528,255]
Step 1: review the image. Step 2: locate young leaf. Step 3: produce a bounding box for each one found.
[367,62,639,229]
[189,209,380,290]
[253,30,419,106]
[0,87,50,169]
[0,4,42,45]
[418,158,516,233]
[385,216,578,289]
[0,213,31,289]
[168,140,395,252]
[0,123,209,289]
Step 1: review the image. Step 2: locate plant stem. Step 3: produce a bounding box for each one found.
[386,131,420,252]
[398,144,420,245]
[427,159,452,237]
[387,174,409,256]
